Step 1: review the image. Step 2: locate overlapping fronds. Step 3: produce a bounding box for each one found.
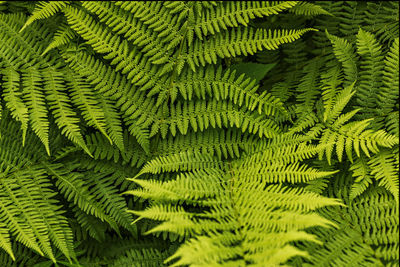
[128,136,342,266]
[0,1,398,266]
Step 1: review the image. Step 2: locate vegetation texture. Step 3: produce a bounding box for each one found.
[0,1,398,266]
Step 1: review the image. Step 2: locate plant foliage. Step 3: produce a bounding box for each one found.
[0,1,398,266]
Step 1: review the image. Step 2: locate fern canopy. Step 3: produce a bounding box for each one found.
[0,1,399,266]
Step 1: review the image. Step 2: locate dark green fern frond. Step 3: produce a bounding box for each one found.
[349,154,373,201]
[109,248,170,267]
[364,1,399,44]
[355,28,384,123]
[326,30,358,86]
[295,175,399,267]
[378,37,399,118]
[368,148,399,202]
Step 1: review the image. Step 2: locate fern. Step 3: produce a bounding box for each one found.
[0,1,398,266]
[128,137,342,266]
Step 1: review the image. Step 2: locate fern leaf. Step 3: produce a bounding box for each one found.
[20,1,69,32]
[1,67,29,144]
[0,222,14,261]
[41,162,120,233]
[192,1,298,41]
[21,67,50,155]
[289,2,332,16]
[355,28,385,121]
[368,149,399,201]
[186,28,317,69]
[66,71,110,144]
[326,30,358,86]
[42,23,77,55]
[349,155,373,200]
[378,38,399,115]
[43,67,91,156]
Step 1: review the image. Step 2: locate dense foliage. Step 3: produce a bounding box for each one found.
[0,1,398,266]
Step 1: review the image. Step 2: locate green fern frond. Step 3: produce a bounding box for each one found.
[135,151,223,176]
[129,159,341,266]
[0,167,76,263]
[379,37,399,115]
[386,111,399,137]
[154,99,281,138]
[21,67,50,155]
[192,1,299,41]
[368,149,399,201]
[110,248,169,267]
[65,71,110,144]
[20,1,69,32]
[175,65,286,116]
[185,27,317,70]
[364,1,399,44]
[355,28,384,122]
[43,67,91,156]
[349,155,373,201]
[41,162,120,233]
[1,67,29,143]
[0,222,14,261]
[298,175,399,266]
[326,30,358,86]
[153,128,258,160]
[289,2,332,16]
[42,23,77,55]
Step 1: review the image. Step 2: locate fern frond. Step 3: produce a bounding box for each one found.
[85,131,147,168]
[0,67,29,143]
[355,28,384,122]
[154,99,281,138]
[175,65,286,116]
[364,1,399,44]
[185,27,317,70]
[349,155,373,200]
[21,67,50,155]
[81,1,171,65]
[41,162,120,233]
[368,149,399,201]
[289,2,332,16]
[43,67,91,156]
[153,128,258,160]
[318,118,398,164]
[386,111,399,137]
[65,71,110,144]
[0,222,14,261]
[326,30,358,86]
[83,171,137,234]
[0,167,76,263]
[110,248,169,267]
[378,38,399,115]
[130,162,341,266]
[63,6,163,87]
[295,173,399,266]
[295,58,323,112]
[20,1,69,32]
[96,96,124,152]
[192,1,298,41]
[42,23,77,55]
[135,151,223,176]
